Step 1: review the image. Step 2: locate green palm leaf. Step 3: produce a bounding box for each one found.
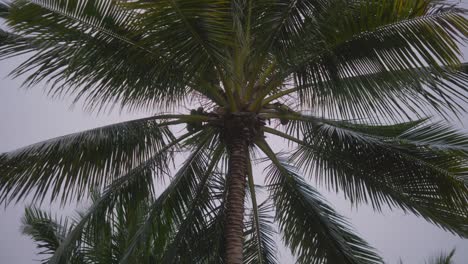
[293,63,468,120]
[425,249,456,264]
[79,193,159,264]
[243,201,278,264]
[22,207,84,264]
[243,153,278,264]
[257,140,383,264]
[23,193,162,264]
[281,0,468,120]
[0,115,174,204]
[127,0,232,61]
[120,127,223,263]
[46,131,188,264]
[0,0,199,111]
[276,114,468,236]
[188,172,229,263]
[159,145,225,263]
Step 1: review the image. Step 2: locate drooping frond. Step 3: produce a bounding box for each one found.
[285,114,468,237]
[22,207,83,264]
[278,0,468,120]
[171,182,228,262]
[78,193,159,264]
[243,152,278,264]
[6,0,142,45]
[294,63,468,121]
[243,201,278,264]
[0,28,35,59]
[0,0,219,111]
[24,191,164,264]
[47,130,193,264]
[0,115,175,204]
[159,144,225,263]
[121,127,223,263]
[257,140,383,264]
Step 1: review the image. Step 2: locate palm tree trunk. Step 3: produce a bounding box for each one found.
[224,133,249,264]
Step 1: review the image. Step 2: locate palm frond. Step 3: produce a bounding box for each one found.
[291,63,468,121]
[121,127,223,263]
[0,28,35,59]
[22,206,84,264]
[48,164,154,264]
[257,140,383,264]
[0,0,198,111]
[425,248,456,264]
[124,0,233,104]
[128,0,232,61]
[6,0,142,46]
[243,152,278,264]
[77,193,158,264]
[243,201,278,264]
[286,114,468,236]
[176,171,228,263]
[281,0,468,120]
[0,1,9,18]
[0,115,175,204]
[24,192,161,264]
[159,144,225,263]
[47,130,190,264]
[399,121,468,154]
[250,0,329,55]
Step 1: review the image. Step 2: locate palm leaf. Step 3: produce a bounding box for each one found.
[120,127,222,263]
[46,130,195,264]
[0,115,174,204]
[22,206,84,264]
[243,152,278,264]
[124,0,234,106]
[128,0,232,61]
[257,140,383,264]
[251,0,329,55]
[24,192,161,264]
[281,0,468,120]
[159,144,225,263]
[78,193,158,264]
[194,168,230,263]
[0,0,198,111]
[292,63,468,121]
[425,249,456,264]
[282,114,468,236]
[243,201,278,264]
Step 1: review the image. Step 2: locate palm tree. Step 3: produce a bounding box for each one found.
[1,0,468,263]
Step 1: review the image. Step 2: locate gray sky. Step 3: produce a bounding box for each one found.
[1,14,468,264]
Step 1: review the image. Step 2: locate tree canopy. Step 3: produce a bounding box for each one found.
[0,0,467,263]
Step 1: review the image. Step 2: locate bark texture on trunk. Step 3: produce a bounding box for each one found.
[224,133,249,264]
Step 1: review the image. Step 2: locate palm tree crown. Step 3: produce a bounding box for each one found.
[1,0,468,263]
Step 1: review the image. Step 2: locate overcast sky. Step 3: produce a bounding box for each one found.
[1,6,468,263]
